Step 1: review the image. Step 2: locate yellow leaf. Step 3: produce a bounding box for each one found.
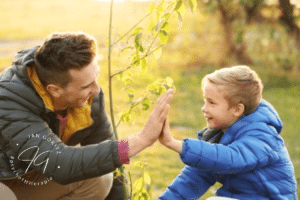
[144,172,151,184]
[153,48,162,59]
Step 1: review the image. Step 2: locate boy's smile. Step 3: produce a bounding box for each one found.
[201,81,243,132]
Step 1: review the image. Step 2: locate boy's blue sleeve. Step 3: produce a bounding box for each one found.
[180,129,280,174]
[158,166,216,200]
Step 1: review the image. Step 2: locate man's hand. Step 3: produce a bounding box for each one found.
[126,89,173,158]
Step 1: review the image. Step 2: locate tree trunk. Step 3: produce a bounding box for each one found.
[278,0,300,76]
[216,0,252,65]
[244,0,263,24]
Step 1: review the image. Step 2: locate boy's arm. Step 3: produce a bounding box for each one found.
[158,165,216,200]
[180,133,280,174]
[160,120,280,174]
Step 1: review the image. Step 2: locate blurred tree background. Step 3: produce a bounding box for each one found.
[0,0,299,199]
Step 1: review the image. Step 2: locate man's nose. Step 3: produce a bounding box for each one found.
[92,82,101,94]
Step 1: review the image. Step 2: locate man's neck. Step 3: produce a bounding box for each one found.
[55,109,68,118]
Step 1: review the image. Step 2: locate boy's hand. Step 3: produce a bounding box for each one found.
[159,118,173,147]
[159,117,183,154]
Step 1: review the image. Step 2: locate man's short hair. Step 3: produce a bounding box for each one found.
[34,31,97,88]
[202,65,263,115]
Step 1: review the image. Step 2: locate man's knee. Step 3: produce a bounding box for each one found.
[61,173,114,200]
[0,182,17,200]
[97,172,114,199]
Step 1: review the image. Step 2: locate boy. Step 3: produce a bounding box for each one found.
[158,66,297,199]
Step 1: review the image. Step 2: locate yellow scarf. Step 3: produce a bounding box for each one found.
[27,66,94,143]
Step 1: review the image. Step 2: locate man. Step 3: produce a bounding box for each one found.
[0,31,173,200]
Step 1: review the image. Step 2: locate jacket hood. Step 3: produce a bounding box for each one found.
[228,99,283,137]
[11,46,40,87]
[246,99,283,133]
[0,46,44,115]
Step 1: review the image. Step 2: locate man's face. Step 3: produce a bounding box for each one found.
[59,59,101,108]
[201,81,239,132]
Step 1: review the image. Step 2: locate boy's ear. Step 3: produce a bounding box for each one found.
[234,103,245,118]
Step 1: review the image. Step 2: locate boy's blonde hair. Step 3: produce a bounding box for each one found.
[202,65,263,115]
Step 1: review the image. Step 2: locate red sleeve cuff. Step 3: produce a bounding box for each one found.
[117,140,130,164]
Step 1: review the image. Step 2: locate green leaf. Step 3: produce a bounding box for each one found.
[132,53,141,67]
[134,33,144,53]
[161,22,171,33]
[127,87,135,94]
[174,0,183,11]
[133,196,139,200]
[146,185,153,197]
[161,1,167,10]
[144,172,151,184]
[147,79,167,96]
[153,48,162,59]
[121,73,133,86]
[134,161,145,168]
[147,3,156,13]
[159,30,168,44]
[177,11,183,26]
[133,177,143,193]
[120,45,134,53]
[177,2,186,18]
[148,18,155,31]
[142,97,150,111]
[188,0,197,13]
[141,58,147,73]
[119,110,131,122]
[156,6,163,20]
[165,77,174,88]
[147,84,156,91]
[133,27,143,35]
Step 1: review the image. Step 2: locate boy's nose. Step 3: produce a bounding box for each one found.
[201,104,207,113]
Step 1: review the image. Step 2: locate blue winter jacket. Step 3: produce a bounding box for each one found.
[159,100,297,200]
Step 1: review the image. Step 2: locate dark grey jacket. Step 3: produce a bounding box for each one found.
[0,46,124,198]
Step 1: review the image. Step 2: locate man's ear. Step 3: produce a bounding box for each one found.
[234,103,245,118]
[46,84,63,99]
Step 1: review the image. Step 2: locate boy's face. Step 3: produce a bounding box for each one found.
[201,81,241,132]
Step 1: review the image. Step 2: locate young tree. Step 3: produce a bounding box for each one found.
[107,0,197,198]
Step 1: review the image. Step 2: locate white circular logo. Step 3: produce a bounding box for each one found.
[9,134,62,186]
